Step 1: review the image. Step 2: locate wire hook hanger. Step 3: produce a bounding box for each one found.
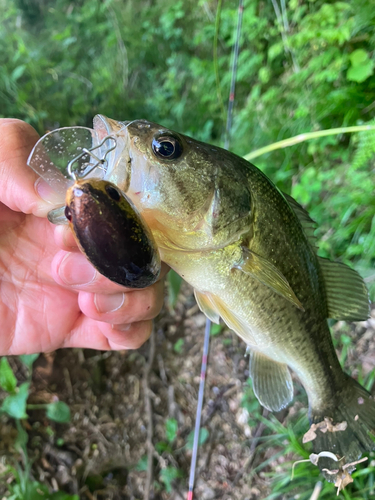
[67,135,117,180]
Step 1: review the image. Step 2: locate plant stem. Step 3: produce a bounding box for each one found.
[245,125,375,161]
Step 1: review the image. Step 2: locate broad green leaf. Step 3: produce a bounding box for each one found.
[347,61,374,83]
[166,418,178,442]
[19,354,40,370]
[1,382,30,419]
[349,49,369,66]
[46,401,71,423]
[0,357,17,393]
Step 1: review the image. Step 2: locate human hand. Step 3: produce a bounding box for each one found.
[0,119,167,355]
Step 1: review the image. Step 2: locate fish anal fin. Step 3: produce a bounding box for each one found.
[249,351,293,412]
[234,247,304,311]
[319,257,370,321]
[194,289,220,324]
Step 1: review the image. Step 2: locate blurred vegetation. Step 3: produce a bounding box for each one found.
[1,0,374,297]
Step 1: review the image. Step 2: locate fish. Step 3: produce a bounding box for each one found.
[64,178,161,288]
[91,116,372,483]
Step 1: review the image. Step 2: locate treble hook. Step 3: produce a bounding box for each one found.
[67,135,117,180]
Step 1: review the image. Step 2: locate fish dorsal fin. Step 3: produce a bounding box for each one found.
[233,247,304,311]
[249,351,293,412]
[194,289,220,324]
[207,293,257,346]
[282,192,318,251]
[318,257,370,321]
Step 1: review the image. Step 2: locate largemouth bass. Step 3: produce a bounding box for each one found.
[64,178,161,288]
[55,115,372,483]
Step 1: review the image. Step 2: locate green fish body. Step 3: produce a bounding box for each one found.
[92,116,374,481]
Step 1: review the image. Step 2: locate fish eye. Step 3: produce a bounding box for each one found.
[65,206,72,222]
[152,135,182,160]
[105,184,121,201]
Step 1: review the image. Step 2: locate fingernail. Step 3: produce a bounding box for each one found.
[59,253,96,285]
[35,178,65,205]
[95,293,125,314]
[112,323,132,331]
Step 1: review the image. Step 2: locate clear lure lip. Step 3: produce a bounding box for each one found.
[27,116,133,223]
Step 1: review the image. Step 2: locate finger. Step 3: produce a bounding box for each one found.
[52,249,169,293]
[0,119,63,216]
[77,278,165,324]
[54,224,79,251]
[63,317,153,350]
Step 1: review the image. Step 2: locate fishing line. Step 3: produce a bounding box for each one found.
[187,1,244,498]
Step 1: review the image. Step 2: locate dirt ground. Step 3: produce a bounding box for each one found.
[0,280,374,500]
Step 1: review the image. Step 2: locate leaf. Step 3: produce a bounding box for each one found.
[136,455,148,471]
[167,270,183,310]
[186,427,209,449]
[210,323,222,336]
[347,49,374,83]
[1,382,30,419]
[46,401,71,423]
[166,418,178,442]
[159,466,182,493]
[0,357,17,393]
[11,64,26,81]
[347,61,374,83]
[173,338,184,354]
[19,354,40,370]
[349,49,369,66]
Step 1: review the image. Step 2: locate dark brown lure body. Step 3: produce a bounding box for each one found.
[65,179,161,288]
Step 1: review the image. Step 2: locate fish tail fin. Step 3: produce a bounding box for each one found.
[306,375,375,486]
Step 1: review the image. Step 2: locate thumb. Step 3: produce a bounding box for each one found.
[0,119,63,217]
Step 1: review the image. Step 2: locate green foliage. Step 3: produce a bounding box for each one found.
[173,338,184,354]
[159,466,183,494]
[46,401,71,423]
[167,270,183,311]
[0,357,72,497]
[165,417,178,442]
[19,354,39,370]
[0,357,17,392]
[210,323,222,336]
[2,382,30,419]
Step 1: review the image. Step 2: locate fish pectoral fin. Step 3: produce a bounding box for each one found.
[319,257,370,321]
[249,351,293,412]
[194,289,220,324]
[234,247,304,311]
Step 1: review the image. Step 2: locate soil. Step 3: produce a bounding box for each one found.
[0,281,374,500]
